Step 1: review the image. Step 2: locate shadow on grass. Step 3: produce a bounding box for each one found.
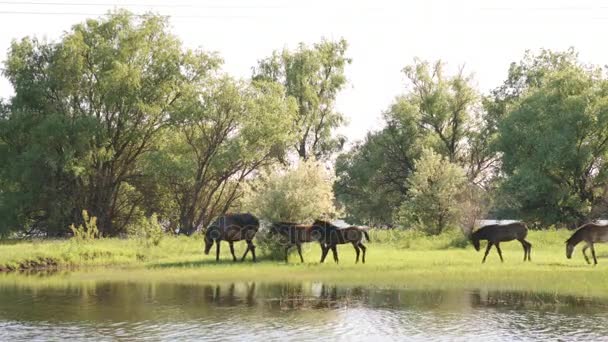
[147,254,288,269]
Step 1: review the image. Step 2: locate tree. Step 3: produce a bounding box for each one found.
[334,59,496,225]
[496,58,608,226]
[334,119,420,225]
[484,48,581,129]
[0,11,220,235]
[241,159,338,223]
[147,78,296,235]
[395,149,467,235]
[253,39,351,160]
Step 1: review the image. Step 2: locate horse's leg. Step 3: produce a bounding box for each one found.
[331,245,339,264]
[229,241,237,262]
[284,245,292,263]
[352,242,360,263]
[296,243,304,263]
[249,241,256,262]
[590,243,598,265]
[320,245,328,263]
[526,241,532,262]
[519,239,527,261]
[241,240,251,261]
[216,240,221,262]
[582,244,591,264]
[482,242,493,263]
[359,243,367,264]
[495,243,504,262]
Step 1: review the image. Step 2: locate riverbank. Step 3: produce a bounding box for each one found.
[1,229,608,298]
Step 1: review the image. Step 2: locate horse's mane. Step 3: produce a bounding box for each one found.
[313,220,336,228]
[566,222,608,243]
[566,226,585,244]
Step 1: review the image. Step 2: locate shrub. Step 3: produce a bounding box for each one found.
[69,210,100,242]
[127,213,164,248]
[394,149,467,235]
[241,159,339,223]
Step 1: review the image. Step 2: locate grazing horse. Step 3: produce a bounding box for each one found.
[312,220,370,264]
[204,213,259,262]
[566,223,608,265]
[471,222,532,263]
[269,222,323,263]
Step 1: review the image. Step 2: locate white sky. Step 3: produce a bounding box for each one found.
[1,0,608,145]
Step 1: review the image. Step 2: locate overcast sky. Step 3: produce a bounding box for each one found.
[1,0,608,145]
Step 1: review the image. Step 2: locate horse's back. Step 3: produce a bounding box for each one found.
[475,222,527,241]
[578,223,608,242]
[211,213,260,241]
[271,222,315,243]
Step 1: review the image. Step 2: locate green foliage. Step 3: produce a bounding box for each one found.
[253,38,350,160]
[371,228,469,250]
[335,59,496,226]
[241,159,338,223]
[395,149,467,235]
[127,213,164,248]
[69,210,100,242]
[495,50,608,225]
[146,77,296,235]
[334,126,416,225]
[0,10,220,236]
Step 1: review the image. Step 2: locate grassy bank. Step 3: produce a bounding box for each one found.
[2,229,608,298]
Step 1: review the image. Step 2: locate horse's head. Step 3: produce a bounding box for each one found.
[565,240,575,259]
[471,236,480,251]
[312,220,333,229]
[311,220,333,242]
[203,228,217,255]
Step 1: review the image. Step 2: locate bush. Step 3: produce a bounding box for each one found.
[127,213,164,248]
[69,210,100,242]
[394,149,467,235]
[241,159,339,223]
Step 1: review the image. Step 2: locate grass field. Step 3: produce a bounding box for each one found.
[2,229,608,298]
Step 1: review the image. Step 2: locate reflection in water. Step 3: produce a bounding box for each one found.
[0,278,608,341]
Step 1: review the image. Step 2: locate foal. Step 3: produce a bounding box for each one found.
[471,222,532,263]
[312,220,370,264]
[566,223,608,265]
[269,222,322,263]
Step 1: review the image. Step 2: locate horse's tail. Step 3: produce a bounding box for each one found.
[363,230,371,242]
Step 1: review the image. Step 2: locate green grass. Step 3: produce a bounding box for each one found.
[2,229,608,298]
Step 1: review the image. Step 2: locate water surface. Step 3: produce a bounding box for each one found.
[0,276,607,341]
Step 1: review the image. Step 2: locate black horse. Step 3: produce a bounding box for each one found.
[269,222,324,263]
[204,213,259,262]
[312,220,370,264]
[471,222,532,263]
[566,223,608,265]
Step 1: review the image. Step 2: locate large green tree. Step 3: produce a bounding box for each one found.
[496,54,608,225]
[146,78,296,235]
[0,11,219,235]
[253,39,351,160]
[335,59,495,225]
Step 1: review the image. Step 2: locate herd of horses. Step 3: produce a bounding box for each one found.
[203,213,608,265]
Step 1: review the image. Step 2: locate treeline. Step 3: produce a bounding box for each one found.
[0,11,348,237]
[336,50,608,231]
[1,11,607,237]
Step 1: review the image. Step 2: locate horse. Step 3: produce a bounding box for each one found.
[312,220,370,264]
[268,222,324,263]
[204,213,259,262]
[470,222,532,263]
[566,223,608,265]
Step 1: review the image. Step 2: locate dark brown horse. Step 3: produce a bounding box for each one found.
[471,222,531,263]
[312,220,370,264]
[566,223,608,265]
[204,213,259,262]
[269,222,324,263]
